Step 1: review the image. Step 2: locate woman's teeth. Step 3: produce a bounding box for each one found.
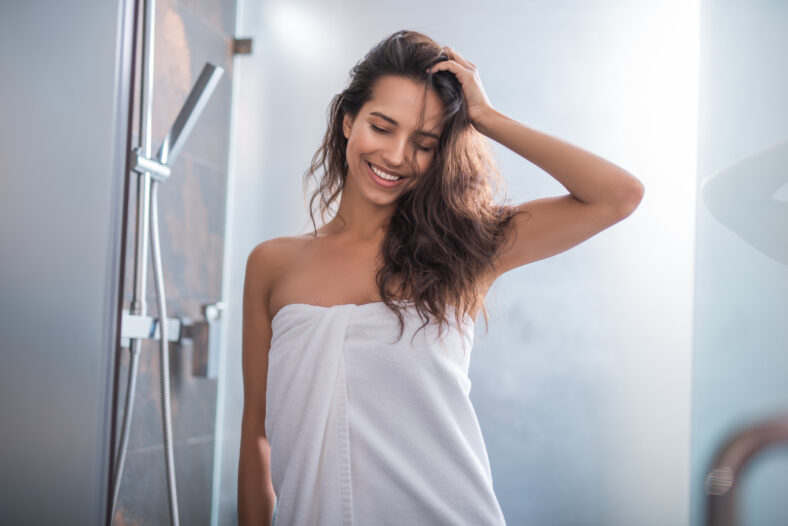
[370,163,402,181]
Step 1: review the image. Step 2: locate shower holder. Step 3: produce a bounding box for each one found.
[131,147,171,182]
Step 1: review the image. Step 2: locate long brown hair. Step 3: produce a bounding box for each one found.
[303,29,521,343]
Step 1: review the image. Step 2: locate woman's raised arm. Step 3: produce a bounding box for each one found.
[428,48,644,276]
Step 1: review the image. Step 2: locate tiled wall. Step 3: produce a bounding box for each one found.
[114,0,236,524]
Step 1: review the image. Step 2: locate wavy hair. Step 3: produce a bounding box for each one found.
[303,29,521,343]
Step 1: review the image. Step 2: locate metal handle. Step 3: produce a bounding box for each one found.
[179,302,225,379]
[705,414,788,525]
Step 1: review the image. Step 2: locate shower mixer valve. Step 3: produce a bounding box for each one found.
[119,301,224,379]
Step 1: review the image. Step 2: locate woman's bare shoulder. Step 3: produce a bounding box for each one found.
[246,234,322,300]
[247,234,317,273]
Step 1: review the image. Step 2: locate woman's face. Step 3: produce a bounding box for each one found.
[342,75,444,206]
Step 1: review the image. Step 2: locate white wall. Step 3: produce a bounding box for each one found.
[215,1,697,524]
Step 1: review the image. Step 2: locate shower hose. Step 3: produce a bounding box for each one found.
[110,179,180,525]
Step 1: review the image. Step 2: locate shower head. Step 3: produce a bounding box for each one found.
[157,62,224,166]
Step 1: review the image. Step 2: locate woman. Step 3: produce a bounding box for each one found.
[239,30,643,525]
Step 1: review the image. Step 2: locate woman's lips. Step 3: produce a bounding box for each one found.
[367,162,406,188]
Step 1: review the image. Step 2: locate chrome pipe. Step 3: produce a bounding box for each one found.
[114,0,157,517]
[129,0,156,317]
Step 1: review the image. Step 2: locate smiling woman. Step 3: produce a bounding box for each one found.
[238,29,643,526]
[342,76,442,196]
[302,32,522,338]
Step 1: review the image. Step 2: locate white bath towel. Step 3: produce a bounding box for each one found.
[265,301,506,525]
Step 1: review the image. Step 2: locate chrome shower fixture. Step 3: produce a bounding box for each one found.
[132,62,224,182]
[158,63,224,166]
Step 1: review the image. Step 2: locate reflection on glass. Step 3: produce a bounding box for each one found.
[700,139,788,264]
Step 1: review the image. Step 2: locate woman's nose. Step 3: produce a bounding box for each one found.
[381,137,407,167]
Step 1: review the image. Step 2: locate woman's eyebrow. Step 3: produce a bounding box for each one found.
[369,111,440,140]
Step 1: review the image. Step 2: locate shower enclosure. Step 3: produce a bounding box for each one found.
[107,0,239,523]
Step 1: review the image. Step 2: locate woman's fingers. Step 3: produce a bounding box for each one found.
[442,46,476,71]
[426,57,493,124]
[426,45,494,125]
[428,59,470,79]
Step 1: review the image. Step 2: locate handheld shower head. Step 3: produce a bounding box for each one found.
[157,62,224,166]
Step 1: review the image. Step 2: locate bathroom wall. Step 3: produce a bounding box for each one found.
[215,1,696,524]
[691,1,788,524]
[112,0,238,524]
[0,1,131,524]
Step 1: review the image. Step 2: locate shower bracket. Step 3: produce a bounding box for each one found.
[132,147,171,182]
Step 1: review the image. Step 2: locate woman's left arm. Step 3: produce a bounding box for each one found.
[428,48,644,276]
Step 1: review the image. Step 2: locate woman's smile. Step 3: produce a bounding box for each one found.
[366,161,407,188]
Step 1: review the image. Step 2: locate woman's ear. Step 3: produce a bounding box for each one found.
[342,113,354,139]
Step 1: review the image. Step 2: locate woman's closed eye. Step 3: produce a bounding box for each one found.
[370,125,432,152]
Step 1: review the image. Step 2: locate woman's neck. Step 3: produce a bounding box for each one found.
[326,192,394,243]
